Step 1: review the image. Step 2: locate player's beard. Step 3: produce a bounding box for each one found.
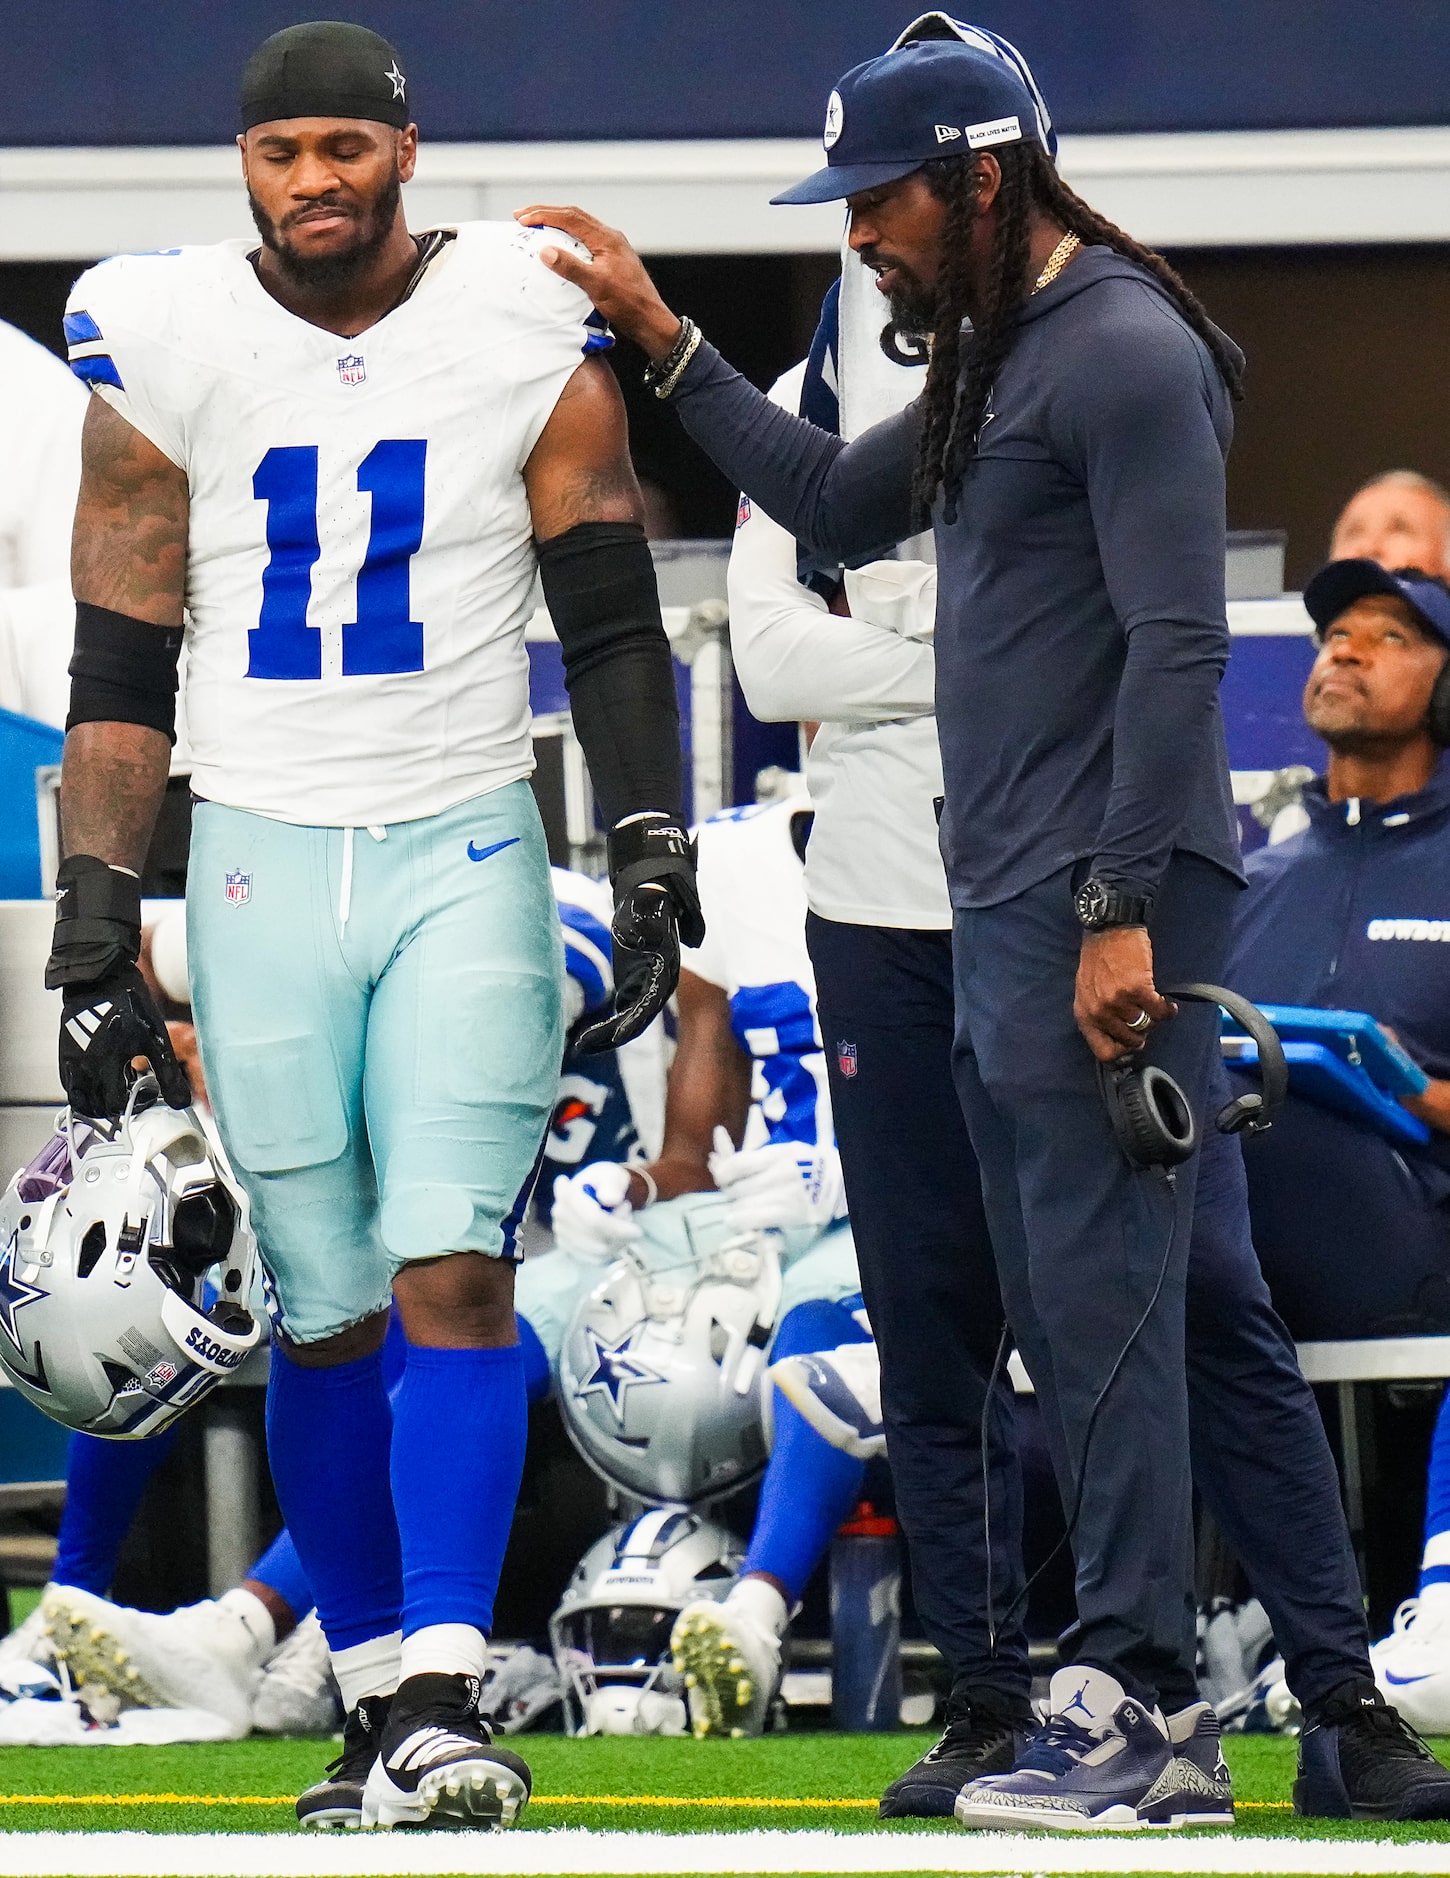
[248,168,403,291]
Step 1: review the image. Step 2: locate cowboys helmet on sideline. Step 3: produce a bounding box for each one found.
[550,1509,745,1736]
[0,1078,260,1436]
[558,1191,780,1507]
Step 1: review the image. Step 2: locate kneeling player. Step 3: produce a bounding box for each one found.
[49,22,697,1831]
[551,790,875,1736]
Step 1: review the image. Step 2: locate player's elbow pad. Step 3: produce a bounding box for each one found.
[67,602,184,743]
[536,521,682,825]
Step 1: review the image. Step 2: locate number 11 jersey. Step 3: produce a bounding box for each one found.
[64,222,611,827]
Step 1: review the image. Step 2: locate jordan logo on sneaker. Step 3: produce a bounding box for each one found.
[1061,1680,1095,1721]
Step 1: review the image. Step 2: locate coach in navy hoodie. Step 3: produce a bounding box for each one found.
[524,35,1246,1796]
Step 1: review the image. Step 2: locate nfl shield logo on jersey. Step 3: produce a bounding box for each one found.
[224,869,251,907]
[336,353,366,386]
[837,1040,857,1079]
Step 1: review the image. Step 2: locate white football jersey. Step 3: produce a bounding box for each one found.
[64,223,610,826]
[683,796,833,1153]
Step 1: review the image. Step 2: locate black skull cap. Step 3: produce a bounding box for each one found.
[241,21,410,133]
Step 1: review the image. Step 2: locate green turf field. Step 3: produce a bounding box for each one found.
[0,1728,1446,1842]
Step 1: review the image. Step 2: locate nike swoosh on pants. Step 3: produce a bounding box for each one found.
[467,838,520,863]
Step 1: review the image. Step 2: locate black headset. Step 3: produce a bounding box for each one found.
[1097,984,1287,1170]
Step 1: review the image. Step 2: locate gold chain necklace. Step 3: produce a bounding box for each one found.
[1031,232,1080,295]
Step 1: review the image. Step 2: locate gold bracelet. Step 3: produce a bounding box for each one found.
[651,321,703,400]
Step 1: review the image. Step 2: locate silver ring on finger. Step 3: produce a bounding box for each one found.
[1126,1009,1152,1033]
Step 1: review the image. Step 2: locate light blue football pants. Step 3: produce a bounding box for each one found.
[188,781,565,1343]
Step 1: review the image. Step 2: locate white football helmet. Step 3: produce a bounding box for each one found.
[558,1191,780,1507]
[550,1508,744,1736]
[0,1080,260,1438]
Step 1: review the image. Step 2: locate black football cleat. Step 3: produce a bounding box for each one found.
[362,1671,531,1831]
[296,1693,391,1831]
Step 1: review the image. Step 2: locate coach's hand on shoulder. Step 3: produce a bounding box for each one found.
[46,854,191,1120]
[576,813,705,1056]
[1073,926,1177,1063]
[514,205,685,364]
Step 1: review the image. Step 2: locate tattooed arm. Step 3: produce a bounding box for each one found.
[60,396,189,870]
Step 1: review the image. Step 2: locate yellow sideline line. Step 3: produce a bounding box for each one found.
[0,1792,1295,1812]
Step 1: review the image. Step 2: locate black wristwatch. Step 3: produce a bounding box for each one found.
[1075,876,1153,931]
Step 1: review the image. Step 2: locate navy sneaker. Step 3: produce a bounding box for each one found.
[955,1666,1175,1833]
[1295,1678,1450,1820]
[879,1684,1034,1819]
[1139,1702,1235,1827]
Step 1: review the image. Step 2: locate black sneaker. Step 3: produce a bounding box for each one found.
[879,1684,1033,1819]
[296,1693,392,1831]
[1295,1678,1450,1820]
[362,1671,531,1831]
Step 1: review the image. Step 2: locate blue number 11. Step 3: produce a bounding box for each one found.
[249,441,427,680]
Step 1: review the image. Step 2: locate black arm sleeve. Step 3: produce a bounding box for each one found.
[536,521,682,827]
[68,601,185,742]
[671,340,920,566]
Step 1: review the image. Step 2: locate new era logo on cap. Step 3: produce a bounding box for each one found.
[934,123,961,142]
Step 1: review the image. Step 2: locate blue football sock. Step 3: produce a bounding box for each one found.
[248,1527,314,1625]
[51,1427,178,1595]
[1422,1387,1450,1591]
[266,1344,402,1651]
[742,1299,871,1601]
[390,1341,527,1636]
[517,1313,551,1405]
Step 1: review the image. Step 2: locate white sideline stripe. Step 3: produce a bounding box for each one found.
[2,1834,1450,1877]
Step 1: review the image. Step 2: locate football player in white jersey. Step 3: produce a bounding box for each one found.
[552,794,877,1737]
[47,21,699,1833]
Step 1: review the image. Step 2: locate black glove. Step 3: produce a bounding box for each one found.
[576,813,705,1055]
[47,854,191,1119]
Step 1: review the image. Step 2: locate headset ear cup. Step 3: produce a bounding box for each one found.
[1139,1067,1198,1163]
[1430,658,1450,748]
[1098,1060,1198,1169]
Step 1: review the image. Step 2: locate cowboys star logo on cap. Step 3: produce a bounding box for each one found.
[823,89,845,149]
[385,60,406,102]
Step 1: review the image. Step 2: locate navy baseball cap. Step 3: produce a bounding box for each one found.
[1303,558,1450,649]
[771,38,1044,207]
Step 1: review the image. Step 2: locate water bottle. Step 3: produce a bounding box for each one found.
[829,1500,902,1730]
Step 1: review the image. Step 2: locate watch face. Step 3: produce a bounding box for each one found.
[1077,880,1108,924]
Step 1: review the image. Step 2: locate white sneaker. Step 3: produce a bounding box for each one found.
[1372,1588,1450,1734]
[769,1341,885,1460]
[252,1612,342,1736]
[42,1585,268,1737]
[670,1589,781,1738]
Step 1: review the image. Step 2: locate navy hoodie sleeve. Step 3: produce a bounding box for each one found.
[1047,286,1235,896]
[670,340,918,566]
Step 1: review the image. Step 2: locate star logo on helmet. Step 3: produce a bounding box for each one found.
[0,1230,46,1352]
[578,1326,664,1423]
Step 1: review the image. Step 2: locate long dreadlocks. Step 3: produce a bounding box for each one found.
[909,142,1243,527]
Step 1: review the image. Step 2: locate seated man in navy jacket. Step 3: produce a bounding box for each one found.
[1227,559,1450,1728]
[1231,559,1450,1342]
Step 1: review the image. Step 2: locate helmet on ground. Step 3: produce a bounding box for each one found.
[558,1191,780,1506]
[550,1508,744,1735]
[0,1080,261,1438]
